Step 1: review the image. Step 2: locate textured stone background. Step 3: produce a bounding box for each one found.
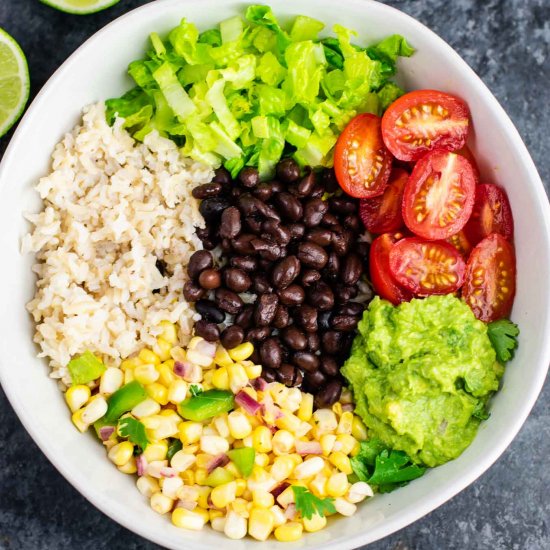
[0,0,548,548]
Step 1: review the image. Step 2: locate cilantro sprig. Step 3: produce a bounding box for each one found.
[189,384,203,397]
[118,416,149,450]
[487,319,519,363]
[292,486,336,520]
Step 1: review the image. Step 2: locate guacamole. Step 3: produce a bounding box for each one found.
[341,295,502,467]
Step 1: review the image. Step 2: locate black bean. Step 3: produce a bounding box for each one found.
[262,368,277,383]
[275,192,303,222]
[187,250,214,280]
[293,351,320,372]
[305,228,333,247]
[254,293,279,326]
[252,273,273,294]
[253,183,273,202]
[297,242,329,269]
[199,197,231,223]
[256,201,281,221]
[194,320,220,342]
[341,253,363,286]
[329,196,357,215]
[195,299,225,324]
[276,364,300,387]
[229,255,257,272]
[198,269,221,290]
[307,281,335,311]
[271,256,301,289]
[230,187,243,200]
[260,337,283,370]
[321,168,339,193]
[235,305,254,329]
[239,167,260,188]
[314,379,343,407]
[309,184,325,199]
[303,198,329,228]
[195,227,215,249]
[318,311,332,331]
[222,269,250,294]
[321,212,340,227]
[244,215,263,234]
[322,331,344,355]
[262,220,292,245]
[219,206,241,239]
[258,258,273,272]
[356,242,370,258]
[307,332,320,352]
[270,180,284,194]
[252,238,282,261]
[215,288,243,315]
[303,369,327,391]
[276,158,301,183]
[278,285,305,307]
[247,327,271,342]
[220,325,245,349]
[183,280,205,302]
[343,214,361,232]
[192,182,223,199]
[212,167,231,187]
[231,234,256,255]
[301,269,321,287]
[273,304,290,329]
[323,251,340,281]
[320,356,339,377]
[334,284,358,304]
[281,326,308,351]
[331,315,359,331]
[337,302,364,317]
[332,228,353,256]
[221,238,232,253]
[297,171,316,197]
[288,223,306,240]
[294,304,318,333]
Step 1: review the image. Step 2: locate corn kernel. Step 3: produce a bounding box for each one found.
[139,349,160,365]
[177,485,200,503]
[202,370,214,390]
[197,486,211,509]
[121,358,139,371]
[147,417,178,441]
[303,512,327,532]
[118,456,137,475]
[275,411,302,434]
[137,476,160,498]
[65,385,91,413]
[195,453,213,470]
[270,456,295,482]
[254,453,270,468]
[159,321,178,345]
[200,435,229,455]
[158,362,176,387]
[297,392,314,422]
[211,516,226,532]
[228,363,248,394]
[309,473,327,498]
[171,508,205,530]
[336,434,359,456]
[228,411,252,439]
[153,337,173,362]
[270,504,286,527]
[251,426,272,453]
[146,382,169,405]
[294,457,325,479]
[124,368,135,384]
[228,342,254,362]
[150,492,173,515]
[244,364,262,379]
[212,366,230,390]
[195,468,208,486]
[252,490,274,509]
[194,507,209,523]
[351,416,368,441]
[340,387,353,404]
[328,452,353,475]
[285,388,303,412]
[231,497,251,518]
[213,414,230,438]
[209,509,224,521]
[337,411,354,435]
[248,508,274,541]
[142,440,168,462]
[224,510,247,540]
[288,453,303,467]
[272,430,294,455]
[320,434,337,456]
[214,346,233,368]
[179,421,202,445]
[181,470,195,485]
[108,441,134,467]
[211,481,237,508]
[171,450,196,472]
[225,461,241,478]
[334,497,357,516]
[134,363,159,385]
[275,521,303,542]
[332,402,343,417]
[346,481,374,503]
[326,472,349,497]
[161,476,184,499]
[313,409,338,433]
[130,398,160,419]
[276,486,295,508]
[235,478,247,497]
[247,468,277,493]
[166,379,187,404]
[81,396,108,425]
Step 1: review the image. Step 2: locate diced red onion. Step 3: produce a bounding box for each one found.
[195,340,216,358]
[136,454,148,477]
[176,499,197,511]
[98,426,115,441]
[206,453,229,473]
[295,440,323,456]
[174,360,192,378]
[342,403,355,413]
[271,482,290,500]
[160,467,178,478]
[251,377,268,391]
[284,503,297,519]
[261,392,284,423]
[235,390,262,415]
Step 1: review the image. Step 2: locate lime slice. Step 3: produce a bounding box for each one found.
[0,28,29,138]
[40,0,121,15]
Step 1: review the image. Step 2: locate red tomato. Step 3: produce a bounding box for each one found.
[402,149,477,240]
[359,167,408,234]
[389,237,466,295]
[463,184,514,246]
[463,233,516,322]
[456,145,481,180]
[447,230,473,259]
[369,232,412,305]
[381,90,470,162]
[334,113,393,199]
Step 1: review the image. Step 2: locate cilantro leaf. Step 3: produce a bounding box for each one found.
[487,319,519,363]
[118,417,149,450]
[166,439,183,461]
[292,486,336,520]
[189,384,203,397]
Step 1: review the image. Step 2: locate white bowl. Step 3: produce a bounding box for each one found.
[1,0,549,548]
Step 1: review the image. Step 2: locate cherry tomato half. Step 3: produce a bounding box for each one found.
[334,113,393,199]
[447,230,473,259]
[359,167,408,234]
[402,149,477,240]
[456,145,481,180]
[389,237,466,295]
[463,183,514,246]
[381,89,470,162]
[463,233,516,322]
[370,232,412,305]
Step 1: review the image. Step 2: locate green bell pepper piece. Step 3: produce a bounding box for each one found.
[227,447,255,478]
[178,389,234,421]
[103,381,147,424]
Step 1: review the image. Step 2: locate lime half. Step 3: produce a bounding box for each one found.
[0,28,29,138]
[40,0,121,15]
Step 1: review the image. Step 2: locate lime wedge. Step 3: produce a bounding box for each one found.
[0,28,29,138]
[40,0,121,15]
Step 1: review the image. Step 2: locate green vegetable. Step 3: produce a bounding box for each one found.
[118,416,149,450]
[204,466,235,487]
[351,439,425,493]
[103,381,148,424]
[167,439,183,461]
[189,384,203,397]
[178,389,234,421]
[487,319,519,363]
[292,486,335,520]
[227,447,255,477]
[67,351,106,385]
[342,295,503,467]
[105,5,413,177]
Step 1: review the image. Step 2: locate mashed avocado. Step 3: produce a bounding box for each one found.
[342,295,502,467]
